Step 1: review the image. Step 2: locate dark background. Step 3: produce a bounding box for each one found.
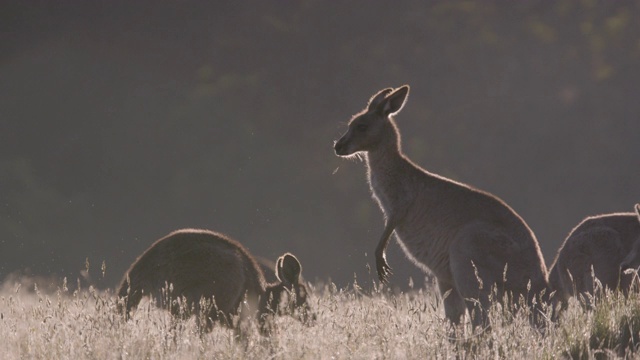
[2,1,639,291]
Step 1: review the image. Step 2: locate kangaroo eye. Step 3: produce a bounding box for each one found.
[355,124,368,132]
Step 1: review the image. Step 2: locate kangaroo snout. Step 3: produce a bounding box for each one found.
[334,137,349,156]
[621,254,640,273]
[621,262,634,272]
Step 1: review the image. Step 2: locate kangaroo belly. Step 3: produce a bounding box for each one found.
[394,225,453,281]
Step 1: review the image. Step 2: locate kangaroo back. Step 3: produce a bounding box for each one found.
[117,228,313,334]
[117,229,265,325]
[549,204,640,316]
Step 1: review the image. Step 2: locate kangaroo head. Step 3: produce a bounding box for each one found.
[259,253,313,331]
[334,85,410,157]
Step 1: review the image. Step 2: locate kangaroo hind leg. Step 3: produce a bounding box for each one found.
[449,225,513,329]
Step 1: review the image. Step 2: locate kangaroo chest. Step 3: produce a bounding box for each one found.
[368,169,452,278]
[368,173,402,219]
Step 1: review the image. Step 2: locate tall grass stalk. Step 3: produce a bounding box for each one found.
[2,278,640,359]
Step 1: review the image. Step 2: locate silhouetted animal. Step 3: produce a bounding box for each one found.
[549,204,640,316]
[334,85,549,327]
[117,229,311,333]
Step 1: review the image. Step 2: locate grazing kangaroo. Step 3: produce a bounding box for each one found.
[549,204,640,315]
[117,229,311,333]
[334,85,549,327]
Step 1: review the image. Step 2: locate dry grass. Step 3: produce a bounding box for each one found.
[1,277,640,359]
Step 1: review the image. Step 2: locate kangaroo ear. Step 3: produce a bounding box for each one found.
[635,203,640,221]
[368,88,394,111]
[380,85,410,116]
[274,257,284,281]
[276,253,302,285]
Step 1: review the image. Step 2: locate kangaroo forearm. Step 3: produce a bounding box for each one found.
[376,221,396,256]
[375,222,395,283]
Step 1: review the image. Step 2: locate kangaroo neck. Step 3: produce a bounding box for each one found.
[365,144,406,174]
[364,140,439,204]
[365,122,405,170]
[364,142,414,202]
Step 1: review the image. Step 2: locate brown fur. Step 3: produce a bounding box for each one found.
[549,204,640,317]
[334,85,549,328]
[117,229,311,332]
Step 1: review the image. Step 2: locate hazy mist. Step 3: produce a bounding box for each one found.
[2,1,639,291]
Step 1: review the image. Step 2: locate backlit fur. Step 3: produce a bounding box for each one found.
[334,85,549,328]
[549,204,640,317]
[117,229,311,333]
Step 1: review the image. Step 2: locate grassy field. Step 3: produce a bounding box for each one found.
[1,277,640,359]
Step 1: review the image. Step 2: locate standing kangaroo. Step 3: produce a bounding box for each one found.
[549,204,640,315]
[334,85,549,327]
[117,229,311,333]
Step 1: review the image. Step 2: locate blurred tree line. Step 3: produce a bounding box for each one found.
[1,0,639,290]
